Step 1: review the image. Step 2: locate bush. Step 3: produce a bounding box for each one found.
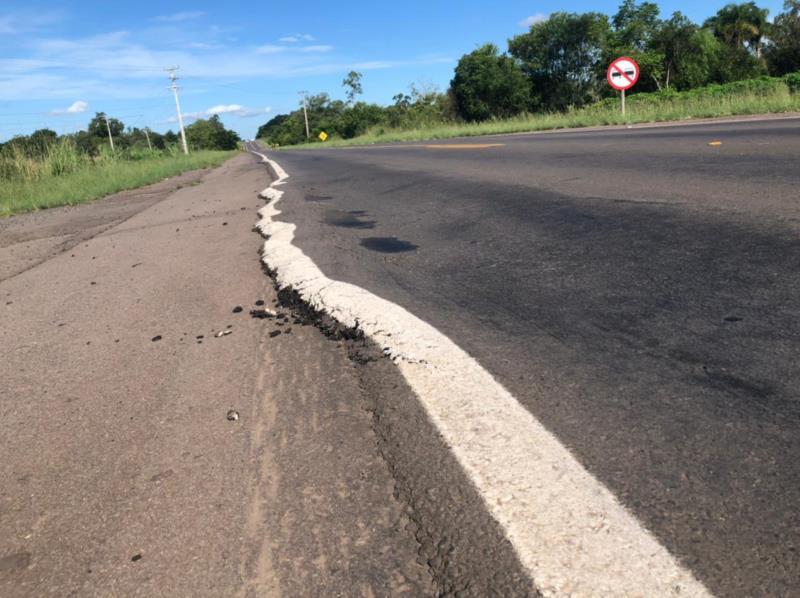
[783,72,800,93]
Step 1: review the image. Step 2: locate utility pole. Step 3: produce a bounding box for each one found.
[299,91,310,139]
[143,127,152,151]
[166,66,189,154]
[103,115,115,152]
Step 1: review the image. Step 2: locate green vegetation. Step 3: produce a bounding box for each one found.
[1,111,240,216]
[258,0,800,148]
[276,74,800,148]
[0,143,233,216]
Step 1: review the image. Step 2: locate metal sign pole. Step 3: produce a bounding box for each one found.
[621,89,626,117]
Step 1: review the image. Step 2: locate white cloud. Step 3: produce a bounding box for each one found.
[188,42,224,50]
[519,13,548,27]
[51,100,89,115]
[300,45,333,53]
[0,26,452,102]
[154,11,205,22]
[67,100,89,113]
[0,10,62,35]
[280,33,314,42]
[184,105,271,120]
[255,44,286,54]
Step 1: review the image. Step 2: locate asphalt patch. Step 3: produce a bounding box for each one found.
[250,308,276,319]
[0,552,31,574]
[323,209,375,229]
[360,237,418,253]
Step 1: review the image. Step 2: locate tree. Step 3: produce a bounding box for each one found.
[702,3,769,82]
[605,0,665,92]
[256,114,291,140]
[88,112,124,138]
[704,2,770,57]
[651,12,711,89]
[335,102,386,138]
[184,115,240,150]
[509,12,611,110]
[386,93,413,127]
[450,43,531,121]
[7,129,58,157]
[766,0,800,75]
[612,0,661,50]
[342,71,363,104]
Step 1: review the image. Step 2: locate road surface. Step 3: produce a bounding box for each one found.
[249,118,800,597]
[3,119,799,597]
[0,157,432,597]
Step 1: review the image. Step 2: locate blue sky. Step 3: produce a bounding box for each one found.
[0,0,786,141]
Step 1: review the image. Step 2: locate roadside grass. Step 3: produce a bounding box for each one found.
[275,75,800,149]
[0,149,235,217]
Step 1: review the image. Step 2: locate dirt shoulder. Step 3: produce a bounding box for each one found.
[0,154,431,597]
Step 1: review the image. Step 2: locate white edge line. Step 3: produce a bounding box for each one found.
[247,147,713,598]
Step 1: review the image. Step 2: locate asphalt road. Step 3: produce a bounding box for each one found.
[0,156,432,596]
[261,117,800,597]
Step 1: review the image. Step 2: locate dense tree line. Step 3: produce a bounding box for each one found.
[0,112,240,161]
[258,0,800,144]
[257,81,456,146]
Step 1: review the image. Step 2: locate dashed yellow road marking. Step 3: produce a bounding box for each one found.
[708,141,722,146]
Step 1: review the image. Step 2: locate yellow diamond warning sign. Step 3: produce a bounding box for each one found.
[318,131,328,141]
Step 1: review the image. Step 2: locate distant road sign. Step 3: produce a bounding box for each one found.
[319,131,328,141]
[607,57,640,91]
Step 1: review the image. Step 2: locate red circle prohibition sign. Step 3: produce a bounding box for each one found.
[607,56,640,91]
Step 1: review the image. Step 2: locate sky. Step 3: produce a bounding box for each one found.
[0,0,787,141]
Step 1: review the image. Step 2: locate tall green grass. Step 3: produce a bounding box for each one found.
[0,143,235,216]
[279,73,800,149]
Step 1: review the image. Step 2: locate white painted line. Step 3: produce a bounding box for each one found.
[249,148,713,597]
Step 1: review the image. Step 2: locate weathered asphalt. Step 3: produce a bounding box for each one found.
[0,155,432,597]
[263,118,800,597]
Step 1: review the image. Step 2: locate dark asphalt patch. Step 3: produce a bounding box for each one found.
[250,309,276,319]
[360,237,418,253]
[232,306,243,313]
[0,552,31,574]
[151,335,162,342]
[323,209,375,229]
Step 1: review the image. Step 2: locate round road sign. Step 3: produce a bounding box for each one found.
[607,56,640,91]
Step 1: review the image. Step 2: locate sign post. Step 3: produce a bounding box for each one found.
[606,56,639,117]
